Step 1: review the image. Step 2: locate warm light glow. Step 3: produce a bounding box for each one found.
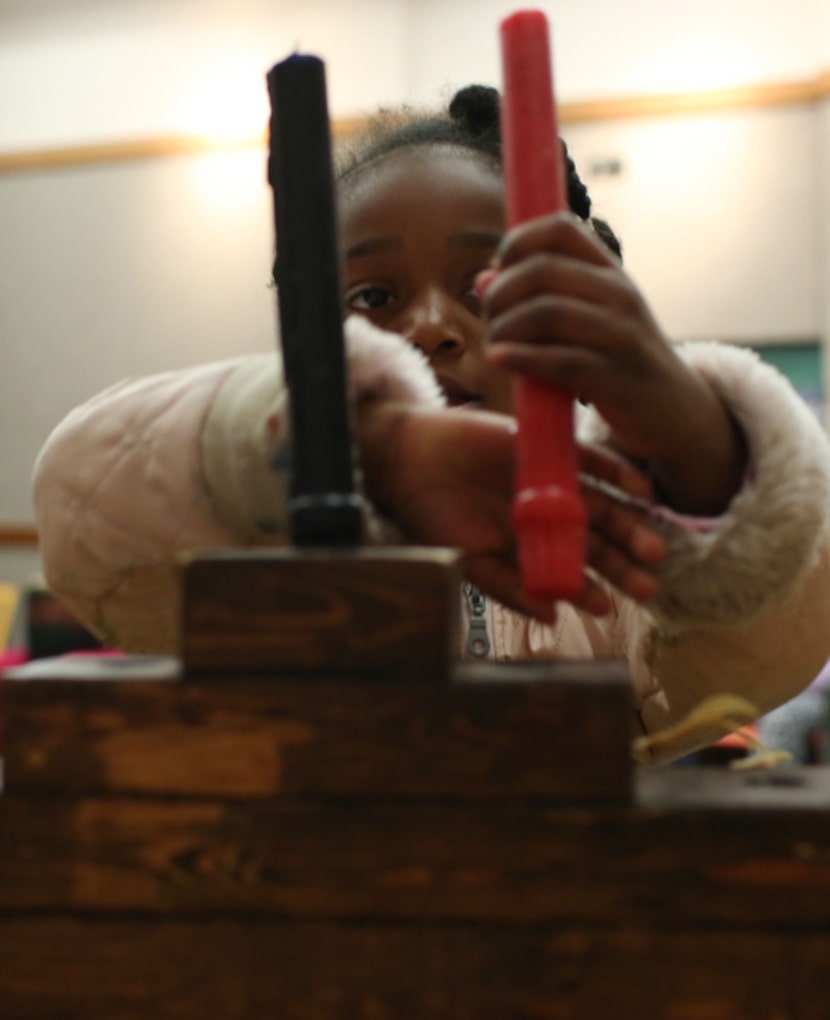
[176,52,269,144]
[189,147,266,212]
[635,36,764,94]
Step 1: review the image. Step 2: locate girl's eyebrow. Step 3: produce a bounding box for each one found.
[345,236,403,259]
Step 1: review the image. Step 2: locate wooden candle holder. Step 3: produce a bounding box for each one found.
[180,547,462,682]
[2,546,830,1017]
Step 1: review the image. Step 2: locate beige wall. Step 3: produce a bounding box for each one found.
[565,103,821,344]
[2,0,825,150]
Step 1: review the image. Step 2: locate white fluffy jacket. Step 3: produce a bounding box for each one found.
[33,318,830,761]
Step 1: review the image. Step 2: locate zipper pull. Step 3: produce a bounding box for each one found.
[463,582,491,658]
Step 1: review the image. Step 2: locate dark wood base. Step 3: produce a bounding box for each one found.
[2,550,829,1017]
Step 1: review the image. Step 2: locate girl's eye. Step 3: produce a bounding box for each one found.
[346,285,394,311]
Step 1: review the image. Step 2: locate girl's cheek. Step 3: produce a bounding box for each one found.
[484,368,516,416]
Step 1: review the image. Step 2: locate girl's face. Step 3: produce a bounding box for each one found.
[339,145,514,414]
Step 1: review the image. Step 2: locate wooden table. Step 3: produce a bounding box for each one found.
[1,550,828,1018]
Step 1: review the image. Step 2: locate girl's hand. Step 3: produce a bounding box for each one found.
[575,442,665,616]
[357,400,665,621]
[483,213,747,516]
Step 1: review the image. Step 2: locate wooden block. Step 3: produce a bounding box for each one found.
[180,548,461,679]
[797,937,830,1020]
[2,659,633,802]
[3,780,830,924]
[4,677,830,1019]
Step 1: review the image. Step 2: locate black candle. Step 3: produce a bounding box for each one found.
[266,54,363,547]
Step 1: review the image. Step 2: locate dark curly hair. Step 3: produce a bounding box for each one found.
[337,84,622,259]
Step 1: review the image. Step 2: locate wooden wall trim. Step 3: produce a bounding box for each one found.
[559,72,830,123]
[0,116,365,175]
[0,526,39,548]
[1,75,828,176]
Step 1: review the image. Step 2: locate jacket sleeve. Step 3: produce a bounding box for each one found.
[33,317,443,654]
[33,357,273,654]
[577,341,830,761]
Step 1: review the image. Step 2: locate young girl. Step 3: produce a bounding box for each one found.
[33,85,830,762]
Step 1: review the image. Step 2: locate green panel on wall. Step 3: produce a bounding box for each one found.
[750,342,823,412]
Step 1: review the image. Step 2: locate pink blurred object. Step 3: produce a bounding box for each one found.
[0,649,28,673]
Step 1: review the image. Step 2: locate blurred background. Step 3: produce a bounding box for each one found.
[2,0,829,588]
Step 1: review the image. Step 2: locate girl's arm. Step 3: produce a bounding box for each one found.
[34,317,665,655]
[32,358,271,653]
[589,342,830,760]
[486,212,750,515]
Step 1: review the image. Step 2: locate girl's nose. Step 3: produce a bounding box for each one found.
[401,291,466,360]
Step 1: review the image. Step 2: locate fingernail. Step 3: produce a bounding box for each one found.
[474,268,497,299]
[496,226,516,257]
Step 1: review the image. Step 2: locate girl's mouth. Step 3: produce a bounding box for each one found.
[436,374,482,409]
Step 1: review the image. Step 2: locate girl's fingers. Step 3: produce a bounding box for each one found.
[484,253,639,322]
[497,212,617,270]
[586,531,660,603]
[584,489,666,566]
[487,341,609,401]
[579,452,666,606]
[578,444,653,502]
[466,554,558,624]
[571,576,613,616]
[487,295,637,352]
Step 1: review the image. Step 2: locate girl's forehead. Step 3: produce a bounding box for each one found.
[339,144,503,207]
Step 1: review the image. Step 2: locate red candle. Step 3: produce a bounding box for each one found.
[500,9,587,600]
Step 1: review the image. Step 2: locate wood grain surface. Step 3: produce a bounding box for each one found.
[180,549,463,679]
[3,572,830,1018]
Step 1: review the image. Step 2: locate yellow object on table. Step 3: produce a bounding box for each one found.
[0,582,20,650]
